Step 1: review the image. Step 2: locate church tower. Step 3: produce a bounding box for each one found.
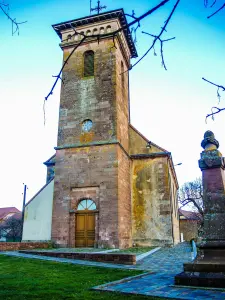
[51,9,137,248]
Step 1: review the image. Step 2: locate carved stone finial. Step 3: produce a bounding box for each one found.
[201,130,219,150]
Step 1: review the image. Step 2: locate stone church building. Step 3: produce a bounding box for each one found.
[22,9,180,248]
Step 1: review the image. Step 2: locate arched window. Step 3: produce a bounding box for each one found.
[77,199,96,211]
[79,31,84,40]
[93,28,98,36]
[67,34,72,41]
[84,50,94,77]
[106,25,111,33]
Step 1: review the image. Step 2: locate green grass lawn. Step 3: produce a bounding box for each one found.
[0,255,162,300]
[114,247,156,255]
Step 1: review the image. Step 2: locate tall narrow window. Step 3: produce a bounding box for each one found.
[84,50,94,77]
[121,61,125,90]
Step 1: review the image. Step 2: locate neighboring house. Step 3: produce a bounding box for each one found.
[0,207,21,223]
[0,207,22,242]
[22,8,180,248]
[179,209,202,242]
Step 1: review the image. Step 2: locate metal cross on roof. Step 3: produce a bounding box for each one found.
[90,0,107,15]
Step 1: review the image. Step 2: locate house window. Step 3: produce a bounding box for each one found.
[77,199,96,211]
[84,50,94,77]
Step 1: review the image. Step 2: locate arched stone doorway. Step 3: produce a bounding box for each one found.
[75,199,97,247]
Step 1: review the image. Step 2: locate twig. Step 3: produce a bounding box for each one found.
[206,107,225,121]
[43,99,46,126]
[202,77,225,102]
[210,0,217,8]
[125,11,140,44]
[129,0,180,71]
[204,0,209,7]
[202,77,225,91]
[142,32,175,70]
[207,2,225,18]
[45,36,87,101]
[0,2,27,35]
[203,78,225,121]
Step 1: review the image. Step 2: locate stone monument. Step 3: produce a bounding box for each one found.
[175,130,225,288]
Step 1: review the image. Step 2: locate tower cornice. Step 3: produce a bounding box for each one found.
[52,8,138,58]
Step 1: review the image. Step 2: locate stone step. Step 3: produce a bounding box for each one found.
[175,271,225,288]
[184,261,225,273]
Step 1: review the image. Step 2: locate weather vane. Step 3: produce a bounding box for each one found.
[90,0,107,15]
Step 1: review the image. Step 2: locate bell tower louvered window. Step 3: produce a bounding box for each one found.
[84,50,94,77]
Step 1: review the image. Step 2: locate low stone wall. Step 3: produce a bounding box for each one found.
[0,242,52,251]
[19,251,136,265]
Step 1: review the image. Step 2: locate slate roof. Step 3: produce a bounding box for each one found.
[0,207,21,220]
[43,154,56,166]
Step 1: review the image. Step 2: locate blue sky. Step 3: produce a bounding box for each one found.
[0,0,225,209]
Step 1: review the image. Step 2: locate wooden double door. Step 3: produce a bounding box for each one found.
[75,212,95,247]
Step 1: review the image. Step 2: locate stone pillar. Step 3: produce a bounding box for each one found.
[175,131,225,288]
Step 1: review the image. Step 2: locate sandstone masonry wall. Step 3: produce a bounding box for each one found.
[131,157,173,246]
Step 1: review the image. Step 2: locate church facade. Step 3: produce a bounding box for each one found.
[22,9,180,248]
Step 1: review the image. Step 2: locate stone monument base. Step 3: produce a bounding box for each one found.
[175,244,225,288]
[175,271,225,288]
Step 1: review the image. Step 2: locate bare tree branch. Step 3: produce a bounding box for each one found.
[142,31,175,70]
[179,178,204,219]
[202,77,225,91]
[204,0,217,8]
[125,10,140,44]
[207,2,225,18]
[205,107,225,121]
[45,0,171,103]
[210,0,217,8]
[0,2,27,35]
[130,0,180,71]
[202,77,225,102]
[204,0,209,8]
[0,216,22,241]
[202,78,225,120]
[45,36,87,101]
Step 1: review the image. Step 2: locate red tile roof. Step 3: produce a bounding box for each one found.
[0,207,21,220]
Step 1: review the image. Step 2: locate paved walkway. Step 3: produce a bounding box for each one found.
[136,241,193,273]
[0,243,192,272]
[93,243,225,299]
[1,242,225,299]
[94,272,225,299]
